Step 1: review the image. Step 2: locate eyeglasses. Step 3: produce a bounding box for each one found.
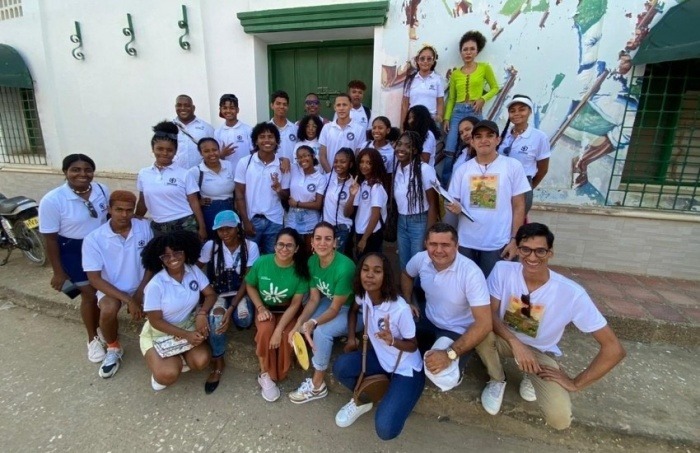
[418,56,434,62]
[83,201,98,218]
[159,250,184,262]
[305,100,320,106]
[275,242,296,251]
[517,246,550,258]
[520,294,531,318]
[501,146,511,156]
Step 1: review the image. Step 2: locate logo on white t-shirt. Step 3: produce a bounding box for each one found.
[377,317,388,331]
[381,155,387,163]
[429,84,435,90]
[347,132,355,140]
[167,178,178,185]
[307,183,316,192]
[189,280,199,291]
[138,240,146,247]
[339,191,348,200]
[289,134,297,142]
[361,190,370,200]
[237,135,243,142]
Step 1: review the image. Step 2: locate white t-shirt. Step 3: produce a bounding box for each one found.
[199,239,260,274]
[366,140,395,174]
[137,164,198,223]
[404,71,445,116]
[214,121,254,173]
[269,119,298,161]
[356,293,423,377]
[173,117,215,170]
[294,139,321,160]
[488,261,608,355]
[322,173,353,228]
[188,160,236,201]
[234,153,291,225]
[394,161,436,215]
[448,155,530,250]
[499,126,551,178]
[82,218,152,300]
[406,252,490,334]
[319,120,365,167]
[144,265,210,324]
[353,181,388,234]
[422,130,437,166]
[336,106,372,131]
[39,182,109,239]
[453,147,472,172]
[290,163,326,203]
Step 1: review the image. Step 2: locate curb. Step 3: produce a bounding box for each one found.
[3,284,697,449]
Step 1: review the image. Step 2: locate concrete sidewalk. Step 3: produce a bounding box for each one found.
[0,252,698,448]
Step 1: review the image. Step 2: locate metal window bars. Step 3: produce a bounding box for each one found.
[0,86,46,165]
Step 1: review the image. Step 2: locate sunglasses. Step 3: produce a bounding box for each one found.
[83,201,98,218]
[305,100,320,106]
[418,56,434,62]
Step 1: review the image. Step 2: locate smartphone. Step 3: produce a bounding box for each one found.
[61,281,81,299]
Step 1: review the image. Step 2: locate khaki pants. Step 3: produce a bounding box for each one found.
[475,332,572,429]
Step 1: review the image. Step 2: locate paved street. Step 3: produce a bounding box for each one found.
[0,303,688,453]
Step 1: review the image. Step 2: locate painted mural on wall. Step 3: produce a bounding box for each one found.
[377,0,677,207]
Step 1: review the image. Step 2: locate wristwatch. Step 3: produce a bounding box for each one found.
[446,347,458,361]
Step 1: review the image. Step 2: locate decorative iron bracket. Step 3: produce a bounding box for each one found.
[178,5,190,50]
[69,21,84,60]
[122,13,136,56]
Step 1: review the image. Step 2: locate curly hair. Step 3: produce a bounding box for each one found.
[276,227,310,281]
[403,105,441,148]
[356,148,387,187]
[352,253,398,302]
[395,131,426,215]
[141,230,202,274]
[251,122,280,151]
[460,30,487,52]
[151,121,179,149]
[297,115,324,141]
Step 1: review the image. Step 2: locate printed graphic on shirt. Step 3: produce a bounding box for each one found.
[316,279,331,298]
[504,294,545,338]
[361,190,370,200]
[469,174,498,209]
[260,282,289,305]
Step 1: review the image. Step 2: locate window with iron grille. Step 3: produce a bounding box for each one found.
[607,59,700,212]
[0,86,46,165]
[0,0,22,21]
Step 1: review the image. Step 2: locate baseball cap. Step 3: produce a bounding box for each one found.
[472,120,500,136]
[505,96,534,110]
[212,210,240,230]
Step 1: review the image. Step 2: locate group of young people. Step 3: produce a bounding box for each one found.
[36,29,626,440]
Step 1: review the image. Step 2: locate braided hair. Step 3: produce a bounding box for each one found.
[396,131,426,215]
[211,217,249,279]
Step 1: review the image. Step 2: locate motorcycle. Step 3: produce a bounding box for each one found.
[0,192,46,266]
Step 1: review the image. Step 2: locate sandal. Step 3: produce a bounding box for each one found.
[205,369,222,394]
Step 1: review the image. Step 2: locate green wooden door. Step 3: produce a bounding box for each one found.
[269,40,373,121]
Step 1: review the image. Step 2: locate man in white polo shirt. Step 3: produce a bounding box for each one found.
[82,190,153,379]
[319,94,365,173]
[334,80,372,131]
[401,222,492,386]
[235,122,291,254]
[172,94,215,170]
[215,93,254,174]
[475,223,625,429]
[268,90,298,161]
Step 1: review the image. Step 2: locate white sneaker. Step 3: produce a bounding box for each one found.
[151,375,167,391]
[98,347,123,379]
[519,375,537,402]
[236,301,249,319]
[258,372,280,402]
[87,336,106,363]
[481,380,507,415]
[335,399,373,428]
[288,378,328,404]
[96,327,107,346]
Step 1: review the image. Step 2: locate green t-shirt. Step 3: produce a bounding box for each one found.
[245,254,309,307]
[308,252,355,306]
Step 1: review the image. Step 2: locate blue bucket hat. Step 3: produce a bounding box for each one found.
[212,210,240,230]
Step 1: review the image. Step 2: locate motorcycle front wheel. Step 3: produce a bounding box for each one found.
[13,217,46,266]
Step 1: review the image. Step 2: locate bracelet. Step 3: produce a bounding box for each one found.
[309,319,318,326]
[255,305,267,311]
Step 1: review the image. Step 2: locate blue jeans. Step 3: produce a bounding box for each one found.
[458,245,504,278]
[251,215,283,255]
[334,224,351,257]
[208,297,254,358]
[397,212,427,270]
[333,349,425,440]
[309,298,363,371]
[202,198,234,240]
[286,207,320,235]
[442,103,482,185]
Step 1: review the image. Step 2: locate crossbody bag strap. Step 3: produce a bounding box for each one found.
[353,307,370,396]
[174,121,198,145]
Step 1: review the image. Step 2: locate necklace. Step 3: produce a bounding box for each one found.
[71,184,92,195]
